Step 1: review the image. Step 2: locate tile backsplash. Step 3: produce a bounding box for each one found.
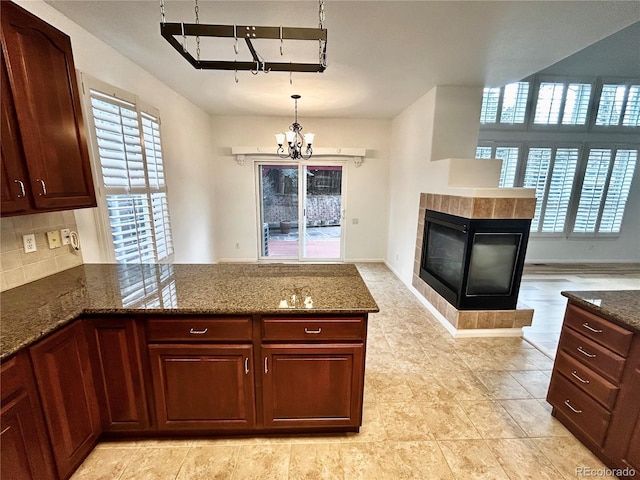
[1,211,84,292]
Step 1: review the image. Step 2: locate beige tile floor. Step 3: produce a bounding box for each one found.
[71,263,623,480]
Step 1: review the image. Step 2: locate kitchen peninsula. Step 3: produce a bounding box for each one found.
[1,263,378,480]
[547,290,640,479]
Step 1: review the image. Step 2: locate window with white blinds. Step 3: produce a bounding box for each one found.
[541,148,579,233]
[479,82,529,125]
[573,148,638,233]
[596,83,640,127]
[475,145,519,187]
[534,81,591,125]
[86,84,174,263]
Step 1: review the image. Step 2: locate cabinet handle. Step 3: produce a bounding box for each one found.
[582,323,603,334]
[304,327,322,334]
[564,399,583,414]
[244,357,249,375]
[14,180,26,198]
[264,357,268,374]
[36,179,47,196]
[577,346,596,358]
[189,327,208,335]
[571,370,590,384]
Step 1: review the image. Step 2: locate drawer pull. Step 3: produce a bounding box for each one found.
[304,327,322,334]
[582,323,603,334]
[571,371,590,384]
[264,357,269,374]
[189,328,208,335]
[564,399,583,414]
[14,179,26,197]
[577,346,596,358]
[244,357,249,375]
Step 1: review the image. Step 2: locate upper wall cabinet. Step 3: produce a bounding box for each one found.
[1,1,96,216]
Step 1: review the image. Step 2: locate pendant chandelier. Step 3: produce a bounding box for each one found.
[276,95,314,160]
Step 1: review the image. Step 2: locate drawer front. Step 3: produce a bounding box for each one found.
[554,350,619,410]
[147,317,252,342]
[564,304,633,357]
[262,316,365,342]
[547,373,611,447]
[560,327,626,383]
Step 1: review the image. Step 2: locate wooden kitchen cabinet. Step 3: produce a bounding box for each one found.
[261,344,364,430]
[0,351,56,480]
[260,315,367,431]
[84,318,151,432]
[549,301,640,477]
[29,321,101,480]
[1,1,96,215]
[149,344,255,431]
[1,49,30,215]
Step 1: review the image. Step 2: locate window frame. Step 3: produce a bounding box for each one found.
[478,79,532,130]
[80,74,174,264]
[528,75,595,131]
[591,77,640,131]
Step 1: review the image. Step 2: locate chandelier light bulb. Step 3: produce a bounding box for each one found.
[275,133,285,146]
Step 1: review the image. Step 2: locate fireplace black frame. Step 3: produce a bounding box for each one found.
[419,209,531,310]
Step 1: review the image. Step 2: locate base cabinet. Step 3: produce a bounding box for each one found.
[262,344,364,430]
[84,318,150,432]
[149,344,255,431]
[549,302,640,478]
[29,322,101,480]
[0,352,56,480]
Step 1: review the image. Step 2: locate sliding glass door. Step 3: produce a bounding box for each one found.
[258,163,344,261]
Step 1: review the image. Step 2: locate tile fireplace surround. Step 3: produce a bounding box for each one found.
[413,192,537,334]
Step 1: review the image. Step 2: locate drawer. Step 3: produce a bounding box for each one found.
[547,373,611,447]
[564,304,633,357]
[559,326,626,383]
[262,316,365,342]
[147,317,252,342]
[553,350,619,410]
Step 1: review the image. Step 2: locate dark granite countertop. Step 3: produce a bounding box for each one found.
[561,290,640,333]
[1,263,379,360]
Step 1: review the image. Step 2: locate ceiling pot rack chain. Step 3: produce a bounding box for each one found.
[159,0,328,79]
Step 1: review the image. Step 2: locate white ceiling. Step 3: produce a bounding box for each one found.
[45,0,640,119]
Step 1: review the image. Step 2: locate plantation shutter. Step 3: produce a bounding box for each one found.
[89,88,173,263]
[598,149,638,233]
[541,148,579,233]
[524,148,552,231]
[573,149,612,233]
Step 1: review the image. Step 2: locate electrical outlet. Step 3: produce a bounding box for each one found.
[235,243,240,249]
[60,228,71,245]
[46,230,62,249]
[22,234,37,253]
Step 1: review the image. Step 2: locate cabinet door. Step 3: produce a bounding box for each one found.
[0,352,56,480]
[262,344,364,430]
[29,322,101,480]
[626,416,640,473]
[149,344,255,431]
[1,49,30,215]
[1,2,96,212]
[85,319,150,432]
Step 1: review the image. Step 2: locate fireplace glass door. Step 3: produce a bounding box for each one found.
[466,233,521,296]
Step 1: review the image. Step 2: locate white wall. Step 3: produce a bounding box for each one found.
[16,0,216,264]
[386,86,483,284]
[209,116,391,262]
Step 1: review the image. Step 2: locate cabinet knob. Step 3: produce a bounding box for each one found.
[14,179,26,197]
[36,179,47,196]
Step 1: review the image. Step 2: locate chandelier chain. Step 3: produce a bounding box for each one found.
[160,0,165,24]
[195,0,200,61]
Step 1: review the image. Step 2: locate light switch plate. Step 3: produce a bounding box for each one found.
[46,230,61,249]
[22,234,37,253]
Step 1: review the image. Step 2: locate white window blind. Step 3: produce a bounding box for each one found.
[596,85,627,126]
[495,147,519,187]
[573,149,612,233]
[475,147,492,159]
[88,87,174,263]
[622,86,640,127]
[562,84,591,125]
[541,148,579,233]
[500,82,529,124]
[480,88,500,123]
[535,83,564,124]
[524,148,552,231]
